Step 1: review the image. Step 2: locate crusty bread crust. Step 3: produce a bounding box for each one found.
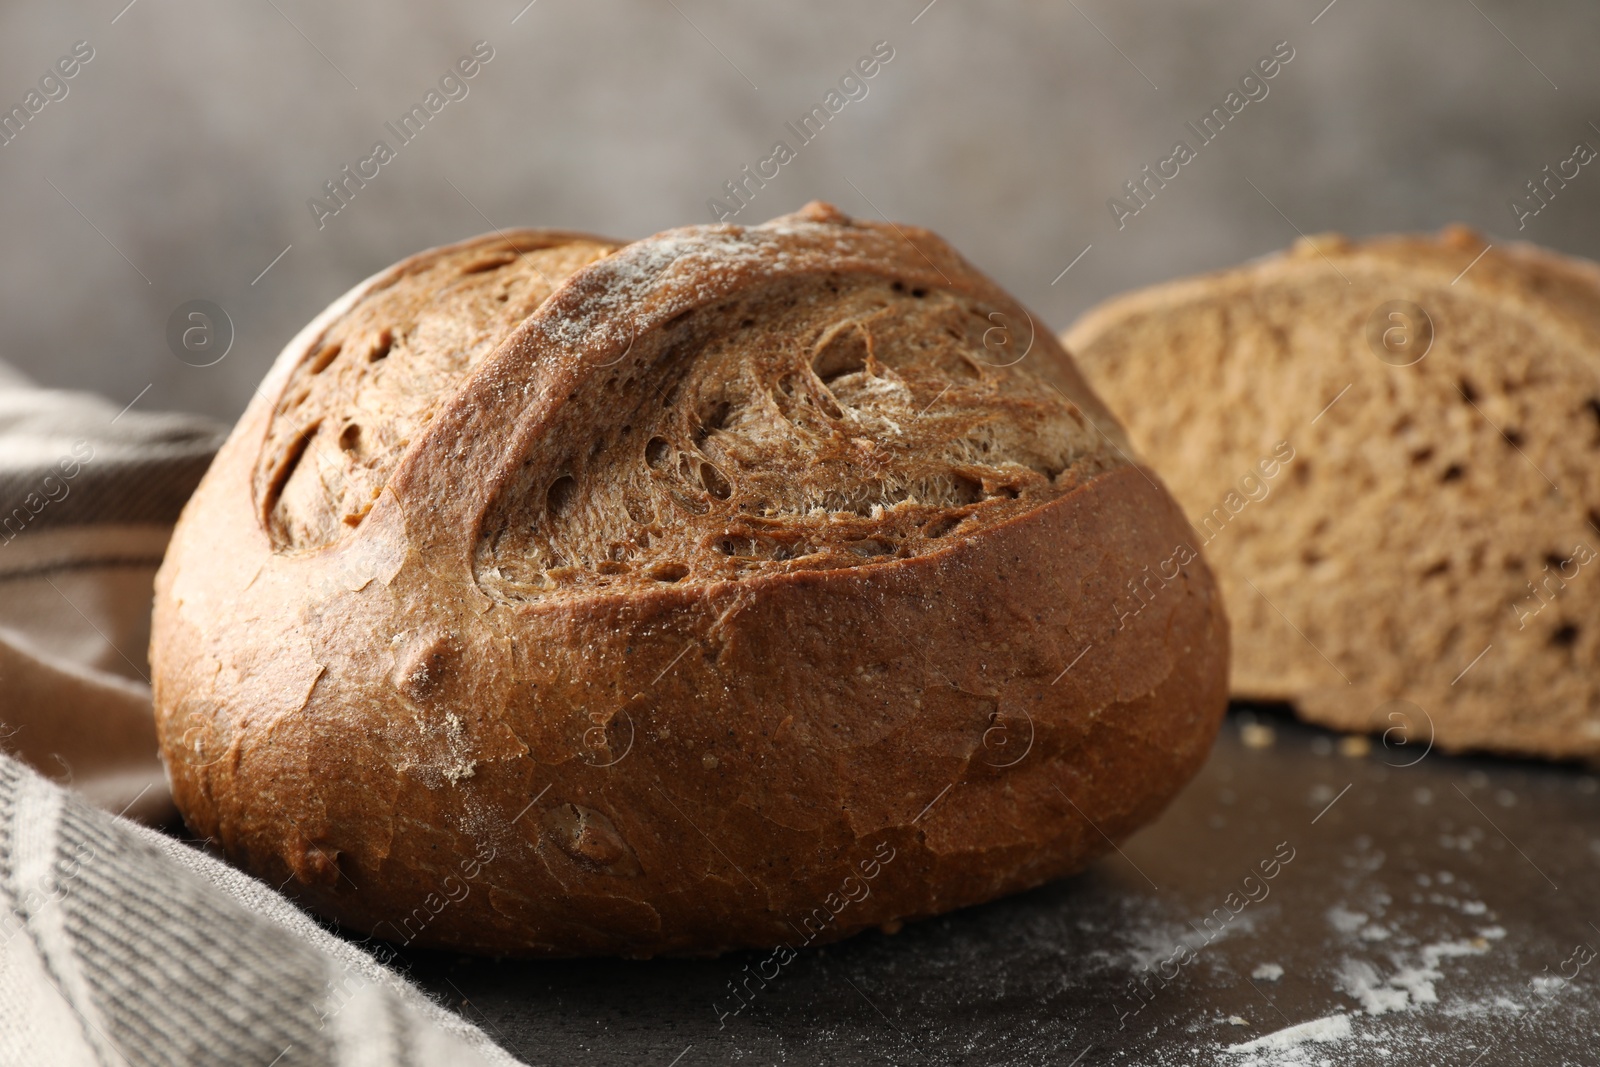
[152,204,1227,956]
[1067,225,1600,761]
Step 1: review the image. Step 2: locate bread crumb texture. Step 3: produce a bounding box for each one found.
[1067,227,1600,759]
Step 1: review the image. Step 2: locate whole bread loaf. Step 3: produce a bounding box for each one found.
[1066,226,1600,761]
[151,203,1228,957]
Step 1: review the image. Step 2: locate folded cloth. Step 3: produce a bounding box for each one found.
[0,361,226,822]
[0,364,526,1064]
[0,751,521,1066]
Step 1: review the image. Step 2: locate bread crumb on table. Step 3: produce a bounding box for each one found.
[1240,722,1276,749]
[1338,735,1372,758]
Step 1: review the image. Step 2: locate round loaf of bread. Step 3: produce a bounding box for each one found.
[151,202,1227,957]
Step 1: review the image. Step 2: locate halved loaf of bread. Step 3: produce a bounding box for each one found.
[1066,226,1600,761]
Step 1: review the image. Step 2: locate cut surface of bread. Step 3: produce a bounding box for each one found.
[1067,225,1600,760]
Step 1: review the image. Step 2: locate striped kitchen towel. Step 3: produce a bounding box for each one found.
[0,362,525,1066]
[0,751,520,1066]
[0,360,224,823]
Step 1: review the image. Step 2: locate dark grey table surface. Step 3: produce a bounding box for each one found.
[395,706,1600,1066]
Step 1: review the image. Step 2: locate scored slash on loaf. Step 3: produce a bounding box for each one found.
[151,202,1228,957]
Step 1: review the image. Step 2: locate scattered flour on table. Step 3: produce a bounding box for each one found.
[1531,974,1567,996]
[1225,1013,1351,1062]
[1443,993,1527,1018]
[1326,905,1368,934]
[1336,928,1504,1015]
[1252,962,1284,981]
[1119,911,1261,971]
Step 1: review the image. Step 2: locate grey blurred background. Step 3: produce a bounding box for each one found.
[0,0,1596,422]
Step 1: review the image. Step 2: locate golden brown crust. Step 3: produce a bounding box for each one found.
[257,229,623,550]
[152,204,1227,956]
